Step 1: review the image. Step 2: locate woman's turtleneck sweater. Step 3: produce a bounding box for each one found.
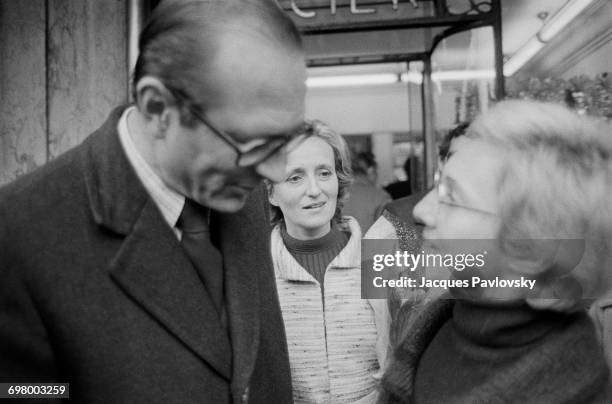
[280,224,349,295]
[378,294,610,403]
[414,299,572,403]
[272,218,383,403]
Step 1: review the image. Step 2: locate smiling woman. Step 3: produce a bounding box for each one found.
[266,121,389,403]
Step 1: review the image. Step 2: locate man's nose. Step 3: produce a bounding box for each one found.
[254,152,287,183]
[413,188,438,228]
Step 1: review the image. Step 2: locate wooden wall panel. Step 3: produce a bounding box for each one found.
[0,0,47,186]
[47,0,127,158]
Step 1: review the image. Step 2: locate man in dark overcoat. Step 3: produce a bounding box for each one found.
[0,0,307,402]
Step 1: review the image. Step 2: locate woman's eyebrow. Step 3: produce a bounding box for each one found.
[315,163,333,170]
[288,166,304,172]
[285,167,306,175]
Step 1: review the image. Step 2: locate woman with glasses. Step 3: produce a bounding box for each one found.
[266,121,388,403]
[378,100,612,403]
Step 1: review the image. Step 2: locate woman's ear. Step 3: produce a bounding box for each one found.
[526,276,584,312]
[264,180,279,207]
[516,238,587,312]
[507,256,549,277]
[268,188,279,207]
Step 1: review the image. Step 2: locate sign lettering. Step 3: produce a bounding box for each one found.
[290,0,418,19]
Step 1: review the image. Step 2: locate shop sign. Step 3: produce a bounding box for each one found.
[289,0,419,19]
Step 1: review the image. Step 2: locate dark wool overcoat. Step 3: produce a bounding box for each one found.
[0,107,292,404]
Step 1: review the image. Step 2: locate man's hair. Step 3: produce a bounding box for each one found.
[132,0,303,126]
[468,100,612,303]
[267,120,353,227]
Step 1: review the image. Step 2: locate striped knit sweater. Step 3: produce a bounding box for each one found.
[272,217,386,404]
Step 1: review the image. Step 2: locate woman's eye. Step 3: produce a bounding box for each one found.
[444,189,458,203]
[319,170,332,179]
[442,192,459,206]
[287,175,302,183]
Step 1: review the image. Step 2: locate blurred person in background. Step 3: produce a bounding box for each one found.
[365,122,469,344]
[267,121,388,403]
[344,150,391,233]
[378,100,612,403]
[367,122,469,245]
[384,157,413,200]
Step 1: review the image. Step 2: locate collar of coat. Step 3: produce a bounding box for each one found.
[77,106,274,392]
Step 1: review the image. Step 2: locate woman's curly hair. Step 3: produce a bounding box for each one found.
[266,119,353,227]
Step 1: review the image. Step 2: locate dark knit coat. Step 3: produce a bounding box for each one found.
[0,107,292,403]
[378,298,611,404]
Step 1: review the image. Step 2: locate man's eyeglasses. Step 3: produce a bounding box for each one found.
[168,88,312,168]
[433,165,497,216]
[192,108,312,168]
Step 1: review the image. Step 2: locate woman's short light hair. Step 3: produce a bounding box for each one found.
[267,120,353,227]
[467,100,612,305]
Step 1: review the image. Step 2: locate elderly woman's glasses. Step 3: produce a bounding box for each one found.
[433,166,497,216]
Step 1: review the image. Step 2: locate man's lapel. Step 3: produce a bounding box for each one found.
[109,200,232,379]
[81,107,231,379]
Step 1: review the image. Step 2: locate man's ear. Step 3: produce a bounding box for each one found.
[135,76,172,135]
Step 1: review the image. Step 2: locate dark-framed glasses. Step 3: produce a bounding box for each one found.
[168,88,312,168]
[433,165,497,216]
[194,109,312,167]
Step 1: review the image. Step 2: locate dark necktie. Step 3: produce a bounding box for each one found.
[176,199,224,316]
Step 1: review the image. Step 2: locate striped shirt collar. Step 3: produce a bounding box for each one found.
[117,106,185,232]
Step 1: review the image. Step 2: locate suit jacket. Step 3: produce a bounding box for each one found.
[0,107,293,403]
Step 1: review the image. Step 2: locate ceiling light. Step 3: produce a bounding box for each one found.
[433,69,495,81]
[401,71,423,84]
[306,74,400,88]
[306,70,497,88]
[503,37,544,77]
[539,0,595,42]
[503,0,595,76]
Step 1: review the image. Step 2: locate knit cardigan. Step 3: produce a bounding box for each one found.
[272,217,389,404]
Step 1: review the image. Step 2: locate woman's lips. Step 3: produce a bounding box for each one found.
[303,201,326,209]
